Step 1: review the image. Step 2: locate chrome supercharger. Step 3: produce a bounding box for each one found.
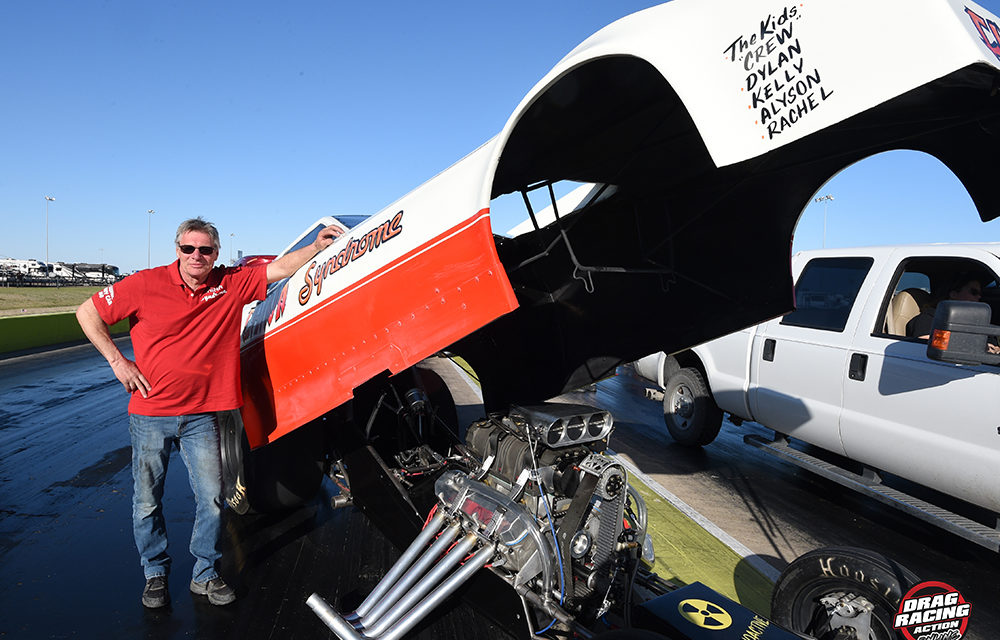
[306,403,652,640]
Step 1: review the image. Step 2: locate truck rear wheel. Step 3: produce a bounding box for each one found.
[219,409,325,514]
[662,367,722,446]
[771,546,919,640]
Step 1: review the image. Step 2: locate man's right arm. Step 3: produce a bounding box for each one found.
[265,224,344,284]
[76,298,151,398]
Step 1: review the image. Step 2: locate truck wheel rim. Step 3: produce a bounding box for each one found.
[670,385,694,425]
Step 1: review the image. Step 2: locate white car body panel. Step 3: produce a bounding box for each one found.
[502,0,1000,168]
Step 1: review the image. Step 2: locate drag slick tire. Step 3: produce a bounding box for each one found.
[662,367,722,447]
[219,409,325,514]
[771,546,920,640]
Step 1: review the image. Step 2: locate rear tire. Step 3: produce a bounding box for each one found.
[662,367,722,446]
[771,546,919,640]
[219,409,325,514]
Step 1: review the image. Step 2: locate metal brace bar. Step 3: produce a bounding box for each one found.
[514,181,674,294]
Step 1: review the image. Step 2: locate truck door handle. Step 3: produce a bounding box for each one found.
[762,338,776,362]
[849,353,868,381]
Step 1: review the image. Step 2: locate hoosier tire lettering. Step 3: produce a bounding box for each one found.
[817,554,894,598]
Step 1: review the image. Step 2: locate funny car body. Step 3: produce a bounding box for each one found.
[221,1,1000,638]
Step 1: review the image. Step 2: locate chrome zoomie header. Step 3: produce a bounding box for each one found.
[307,470,560,640]
[509,404,613,448]
[307,507,496,640]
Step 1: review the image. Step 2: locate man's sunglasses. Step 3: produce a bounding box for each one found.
[178,245,216,255]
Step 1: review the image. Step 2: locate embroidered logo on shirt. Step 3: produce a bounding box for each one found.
[98,285,115,306]
[201,285,227,303]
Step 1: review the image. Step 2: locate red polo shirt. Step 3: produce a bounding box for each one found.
[93,261,268,416]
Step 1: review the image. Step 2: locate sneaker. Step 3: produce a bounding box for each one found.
[189,577,236,605]
[142,576,170,609]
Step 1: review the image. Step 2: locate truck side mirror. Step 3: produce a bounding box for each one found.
[926,300,1000,366]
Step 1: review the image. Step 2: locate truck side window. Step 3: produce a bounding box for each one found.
[880,258,1000,340]
[781,257,874,332]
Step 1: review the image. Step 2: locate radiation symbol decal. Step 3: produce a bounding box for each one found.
[677,598,733,630]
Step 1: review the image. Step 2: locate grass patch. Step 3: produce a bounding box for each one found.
[0,286,102,311]
[628,475,773,615]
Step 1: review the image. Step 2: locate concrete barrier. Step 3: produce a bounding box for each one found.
[0,312,129,356]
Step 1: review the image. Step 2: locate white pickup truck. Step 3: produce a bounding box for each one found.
[635,243,1000,549]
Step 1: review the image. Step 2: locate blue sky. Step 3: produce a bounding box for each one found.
[3,0,1000,273]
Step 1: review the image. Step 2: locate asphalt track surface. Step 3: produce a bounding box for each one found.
[1,341,997,639]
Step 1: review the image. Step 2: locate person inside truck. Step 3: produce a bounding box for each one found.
[908,273,1000,353]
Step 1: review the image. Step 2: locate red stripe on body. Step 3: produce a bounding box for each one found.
[240,211,517,448]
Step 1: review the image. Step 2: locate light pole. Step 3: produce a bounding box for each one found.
[229,233,235,265]
[44,196,55,274]
[147,209,155,268]
[814,194,834,248]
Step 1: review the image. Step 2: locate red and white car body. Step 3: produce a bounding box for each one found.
[239,0,1000,450]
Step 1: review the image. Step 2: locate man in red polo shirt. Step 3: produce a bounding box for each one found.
[76,217,342,609]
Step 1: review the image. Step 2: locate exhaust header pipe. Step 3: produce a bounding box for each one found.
[307,512,495,639]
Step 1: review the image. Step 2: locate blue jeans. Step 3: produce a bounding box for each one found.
[129,413,223,583]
